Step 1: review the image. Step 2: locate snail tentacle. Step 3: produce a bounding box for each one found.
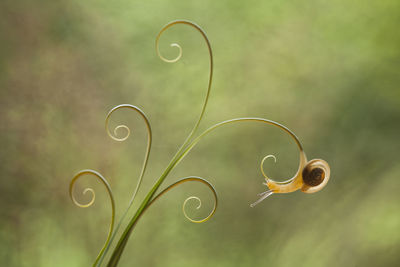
[250,190,273,208]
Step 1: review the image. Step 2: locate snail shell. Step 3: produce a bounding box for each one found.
[301,159,330,193]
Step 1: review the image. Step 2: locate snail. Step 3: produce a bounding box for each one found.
[251,152,330,207]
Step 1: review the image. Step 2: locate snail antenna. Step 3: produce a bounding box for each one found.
[250,190,273,207]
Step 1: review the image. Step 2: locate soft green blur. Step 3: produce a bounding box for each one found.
[1,0,399,266]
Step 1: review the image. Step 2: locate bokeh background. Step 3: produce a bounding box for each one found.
[1,0,400,266]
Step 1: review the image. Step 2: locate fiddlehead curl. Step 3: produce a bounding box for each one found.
[149,177,218,223]
[69,170,115,266]
[156,42,182,63]
[110,124,131,142]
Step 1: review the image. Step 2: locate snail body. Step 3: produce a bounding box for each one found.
[251,151,330,207]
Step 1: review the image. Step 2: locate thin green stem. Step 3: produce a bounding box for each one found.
[69,170,115,267]
[176,117,304,167]
[97,104,152,266]
[149,176,217,223]
[105,104,152,208]
[102,20,216,265]
[106,145,190,266]
[155,20,213,149]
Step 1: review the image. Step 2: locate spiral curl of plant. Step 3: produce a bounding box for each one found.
[69,20,331,267]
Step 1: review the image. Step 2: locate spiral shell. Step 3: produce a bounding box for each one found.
[301,159,330,193]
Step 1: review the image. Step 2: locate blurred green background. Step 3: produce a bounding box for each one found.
[1,0,400,266]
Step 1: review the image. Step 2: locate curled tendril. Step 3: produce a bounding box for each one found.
[156,42,182,63]
[111,125,131,142]
[96,104,153,266]
[106,104,143,142]
[95,104,152,266]
[105,104,152,206]
[74,187,95,207]
[106,22,215,266]
[173,118,306,175]
[168,118,308,207]
[156,20,213,145]
[260,154,277,181]
[183,196,202,221]
[69,170,115,266]
[149,177,218,223]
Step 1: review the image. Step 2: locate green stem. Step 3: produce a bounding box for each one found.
[69,170,116,267]
[106,144,189,266]
[97,104,152,267]
[106,117,303,266]
[106,20,215,266]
